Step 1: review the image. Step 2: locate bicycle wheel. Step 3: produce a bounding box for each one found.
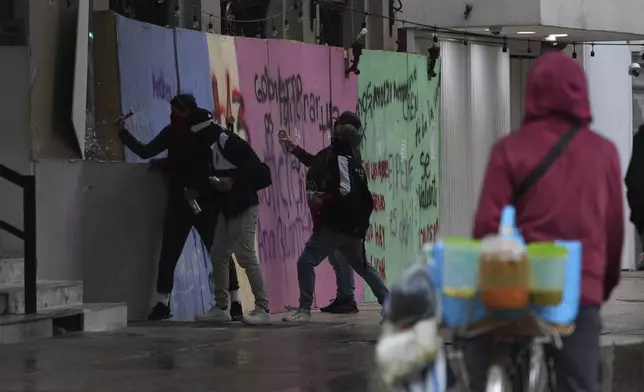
[526,343,548,392]
[485,363,512,392]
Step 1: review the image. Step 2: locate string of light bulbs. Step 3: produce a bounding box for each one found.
[166,0,640,51]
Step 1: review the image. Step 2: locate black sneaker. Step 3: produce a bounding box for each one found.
[230,301,243,321]
[147,302,172,321]
[321,298,359,314]
[320,297,342,313]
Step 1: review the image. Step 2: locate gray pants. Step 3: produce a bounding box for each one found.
[329,251,356,301]
[211,205,270,311]
[297,227,389,309]
[464,307,602,392]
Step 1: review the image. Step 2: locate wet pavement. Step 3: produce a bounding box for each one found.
[2,274,644,391]
[0,307,387,392]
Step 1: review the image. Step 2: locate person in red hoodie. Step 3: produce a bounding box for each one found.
[467,51,624,392]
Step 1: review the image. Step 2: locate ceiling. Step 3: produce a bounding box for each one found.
[449,25,644,44]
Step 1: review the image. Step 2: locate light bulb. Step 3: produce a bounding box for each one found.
[208,21,214,34]
[272,27,278,37]
[298,11,303,23]
[284,20,290,31]
[192,17,199,29]
[157,0,165,3]
[174,6,180,19]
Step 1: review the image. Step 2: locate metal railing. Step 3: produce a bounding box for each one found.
[0,163,36,314]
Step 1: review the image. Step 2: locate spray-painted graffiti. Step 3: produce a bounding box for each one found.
[253,67,340,132]
[152,71,174,101]
[112,20,438,314]
[213,71,248,138]
[358,52,441,300]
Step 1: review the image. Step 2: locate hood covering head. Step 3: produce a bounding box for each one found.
[336,111,362,130]
[524,51,592,126]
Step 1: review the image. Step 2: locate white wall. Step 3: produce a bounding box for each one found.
[541,0,644,36]
[583,43,636,270]
[402,0,644,36]
[35,159,167,318]
[431,39,511,237]
[0,47,31,257]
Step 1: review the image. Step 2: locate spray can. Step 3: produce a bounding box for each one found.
[184,187,202,215]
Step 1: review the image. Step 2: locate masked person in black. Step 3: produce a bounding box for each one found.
[281,122,389,322]
[115,94,242,321]
[278,112,364,313]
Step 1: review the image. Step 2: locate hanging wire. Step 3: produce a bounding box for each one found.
[295,0,303,23]
[590,43,595,57]
[271,17,278,37]
[172,0,629,52]
[502,36,508,53]
[572,43,577,59]
[192,6,199,28]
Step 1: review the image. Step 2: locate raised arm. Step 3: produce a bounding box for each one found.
[118,125,171,160]
[291,146,317,167]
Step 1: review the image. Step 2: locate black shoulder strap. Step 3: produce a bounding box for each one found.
[512,123,581,205]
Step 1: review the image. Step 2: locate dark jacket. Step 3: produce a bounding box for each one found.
[473,51,624,306]
[625,129,644,233]
[205,119,272,218]
[292,146,332,230]
[316,144,373,238]
[118,110,216,199]
[293,146,332,192]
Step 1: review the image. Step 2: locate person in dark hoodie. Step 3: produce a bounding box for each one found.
[278,111,365,314]
[194,107,273,325]
[115,94,243,321]
[282,123,389,322]
[625,124,644,270]
[469,51,623,392]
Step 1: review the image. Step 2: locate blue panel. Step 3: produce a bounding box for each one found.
[174,29,215,112]
[116,16,213,320]
[116,15,177,163]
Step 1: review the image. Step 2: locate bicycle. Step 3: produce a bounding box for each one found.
[445,314,573,392]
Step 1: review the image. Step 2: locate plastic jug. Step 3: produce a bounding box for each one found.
[441,238,481,299]
[527,242,568,306]
[479,206,530,310]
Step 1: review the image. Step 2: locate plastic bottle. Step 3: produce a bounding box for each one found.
[479,206,529,310]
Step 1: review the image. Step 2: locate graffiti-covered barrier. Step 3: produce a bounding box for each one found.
[81,12,440,319]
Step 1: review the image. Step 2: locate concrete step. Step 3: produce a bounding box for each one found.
[0,258,23,285]
[0,280,83,315]
[0,302,128,344]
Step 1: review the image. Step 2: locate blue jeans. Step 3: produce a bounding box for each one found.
[297,227,389,309]
[328,251,355,301]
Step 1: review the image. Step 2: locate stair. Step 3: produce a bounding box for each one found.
[0,258,127,344]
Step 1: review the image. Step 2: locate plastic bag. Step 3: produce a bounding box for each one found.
[377,263,440,387]
[382,262,438,327]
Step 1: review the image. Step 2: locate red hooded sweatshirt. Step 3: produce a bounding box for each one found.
[473,51,624,306]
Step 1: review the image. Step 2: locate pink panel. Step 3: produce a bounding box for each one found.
[235,38,361,311]
[234,38,288,311]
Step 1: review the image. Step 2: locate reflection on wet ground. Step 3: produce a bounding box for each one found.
[0,309,388,391]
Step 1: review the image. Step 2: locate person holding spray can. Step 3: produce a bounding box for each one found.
[280,118,389,322]
[278,112,371,314]
[114,94,243,321]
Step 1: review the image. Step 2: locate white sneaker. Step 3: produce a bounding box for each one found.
[241,307,271,325]
[195,306,231,322]
[282,308,311,322]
